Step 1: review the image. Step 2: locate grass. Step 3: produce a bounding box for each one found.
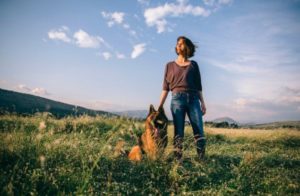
[0,113,299,195]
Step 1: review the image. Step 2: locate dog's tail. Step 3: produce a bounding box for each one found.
[128,145,142,161]
[126,124,144,161]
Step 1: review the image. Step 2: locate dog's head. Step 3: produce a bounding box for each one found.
[146,104,168,135]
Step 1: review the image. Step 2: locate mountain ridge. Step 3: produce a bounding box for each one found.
[0,88,115,118]
[113,110,148,119]
[211,117,239,125]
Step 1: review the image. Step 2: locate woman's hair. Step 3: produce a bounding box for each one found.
[175,36,197,58]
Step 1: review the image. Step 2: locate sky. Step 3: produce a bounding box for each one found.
[0,0,300,123]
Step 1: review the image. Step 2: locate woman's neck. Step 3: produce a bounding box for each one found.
[176,55,189,64]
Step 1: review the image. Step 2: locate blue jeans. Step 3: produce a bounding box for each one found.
[171,92,206,158]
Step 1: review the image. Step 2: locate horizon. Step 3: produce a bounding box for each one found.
[1,87,298,125]
[1,0,300,124]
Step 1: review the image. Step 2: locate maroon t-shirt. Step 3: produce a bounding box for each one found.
[162,60,202,93]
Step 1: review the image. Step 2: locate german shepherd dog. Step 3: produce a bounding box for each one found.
[128,105,168,161]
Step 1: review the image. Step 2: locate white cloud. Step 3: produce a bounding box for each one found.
[144,0,210,33]
[111,12,125,24]
[203,0,215,6]
[73,29,103,48]
[204,16,300,104]
[206,93,300,123]
[32,88,50,96]
[96,51,126,60]
[116,52,126,59]
[278,87,300,103]
[48,26,71,43]
[102,52,112,60]
[137,0,150,5]
[17,84,31,92]
[122,24,138,37]
[48,27,109,50]
[203,0,233,8]
[16,84,50,96]
[206,59,265,74]
[101,11,125,27]
[218,0,233,5]
[129,30,137,37]
[200,10,300,123]
[123,24,130,29]
[101,11,139,38]
[131,43,146,59]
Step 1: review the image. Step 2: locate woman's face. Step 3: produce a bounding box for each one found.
[176,38,185,55]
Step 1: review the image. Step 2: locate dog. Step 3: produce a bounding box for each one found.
[128,104,168,161]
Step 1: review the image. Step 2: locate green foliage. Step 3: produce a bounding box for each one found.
[0,114,299,195]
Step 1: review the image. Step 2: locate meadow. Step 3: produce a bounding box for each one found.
[1,113,299,195]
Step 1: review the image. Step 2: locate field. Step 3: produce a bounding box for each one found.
[1,114,299,195]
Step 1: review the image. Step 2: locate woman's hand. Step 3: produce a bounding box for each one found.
[198,91,206,116]
[201,102,206,116]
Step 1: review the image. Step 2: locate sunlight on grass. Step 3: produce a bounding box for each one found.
[0,114,299,195]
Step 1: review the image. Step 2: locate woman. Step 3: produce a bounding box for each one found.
[158,36,206,161]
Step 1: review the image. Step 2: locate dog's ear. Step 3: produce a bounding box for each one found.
[158,106,168,121]
[148,104,156,116]
[158,106,165,114]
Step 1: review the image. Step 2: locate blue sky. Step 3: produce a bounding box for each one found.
[1,0,300,123]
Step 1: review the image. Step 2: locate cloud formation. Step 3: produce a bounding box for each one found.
[102,52,112,60]
[101,11,138,39]
[203,0,233,7]
[101,11,125,27]
[137,0,150,5]
[17,84,50,96]
[116,52,126,59]
[73,29,104,48]
[17,84,31,92]
[48,26,71,43]
[206,92,300,124]
[131,43,146,59]
[144,0,210,33]
[48,27,108,49]
[32,88,50,95]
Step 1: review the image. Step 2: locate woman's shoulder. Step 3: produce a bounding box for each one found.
[165,61,176,68]
[190,60,200,68]
[166,61,176,65]
[190,60,198,65]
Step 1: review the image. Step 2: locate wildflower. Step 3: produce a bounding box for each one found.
[120,129,124,135]
[8,144,13,152]
[53,138,61,145]
[36,133,43,141]
[39,121,46,131]
[6,182,13,195]
[44,143,51,150]
[107,145,112,150]
[39,155,46,168]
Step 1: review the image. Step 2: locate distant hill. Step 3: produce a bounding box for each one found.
[212,117,239,125]
[114,110,148,119]
[203,117,239,128]
[242,121,300,130]
[0,88,116,118]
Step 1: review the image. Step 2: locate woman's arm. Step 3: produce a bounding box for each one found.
[159,90,169,108]
[198,91,206,115]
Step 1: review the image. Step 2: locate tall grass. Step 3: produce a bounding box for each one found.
[0,114,299,195]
